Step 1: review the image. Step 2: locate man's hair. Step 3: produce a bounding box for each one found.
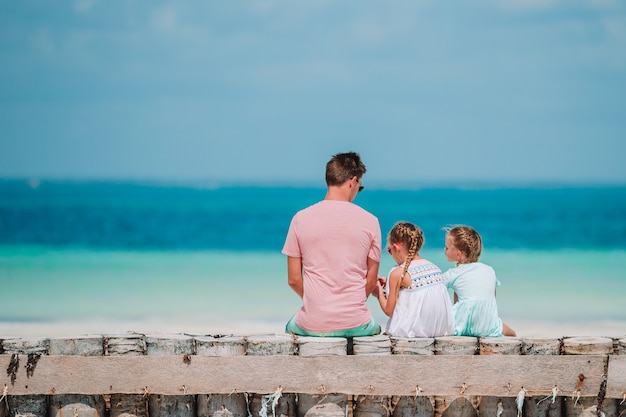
[325,152,366,186]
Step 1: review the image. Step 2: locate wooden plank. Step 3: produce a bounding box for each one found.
[0,355,609,397]
[607,355,626,399]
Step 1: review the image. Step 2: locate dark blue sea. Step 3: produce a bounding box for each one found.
[2,179,625,251]
[1,179,625,337]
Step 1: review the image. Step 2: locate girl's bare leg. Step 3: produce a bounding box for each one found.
[502,322,516,337]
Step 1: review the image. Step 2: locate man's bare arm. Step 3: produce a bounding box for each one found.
[287,256,304,298]
[365,256,380,297]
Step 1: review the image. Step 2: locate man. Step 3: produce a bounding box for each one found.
[283,151,382,337]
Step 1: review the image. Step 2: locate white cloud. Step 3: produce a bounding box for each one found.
[146,4,211,46]
[248,0,283,15]
[351,19,387,47]
[604,16,626,39]
[150,5,178,32]
[484,0,557,13]
[65,30,96,51]
[588,0,623,9]
[254,58,356,87]
[602,17,626,68]
[249,0,332,17]
[30,27,56,56]
[74,0,98,14]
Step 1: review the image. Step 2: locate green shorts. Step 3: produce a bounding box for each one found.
[285,315,381,337]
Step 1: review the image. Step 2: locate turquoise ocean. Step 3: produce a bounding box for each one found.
[1,179,625,338]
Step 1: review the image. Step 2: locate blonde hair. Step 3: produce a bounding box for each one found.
[446,225,482,264]
[388,222,424,296]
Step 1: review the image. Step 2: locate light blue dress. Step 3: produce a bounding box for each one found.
[442,262,503,337]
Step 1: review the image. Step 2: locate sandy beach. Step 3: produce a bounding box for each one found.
[1,318,624,339]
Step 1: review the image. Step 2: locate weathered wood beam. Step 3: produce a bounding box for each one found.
[0,355,614,397]
[607,355,626,399]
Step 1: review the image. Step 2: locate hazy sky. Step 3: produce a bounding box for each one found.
[1,1,625,186]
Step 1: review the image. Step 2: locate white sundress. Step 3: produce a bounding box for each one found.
[384,258,454,338]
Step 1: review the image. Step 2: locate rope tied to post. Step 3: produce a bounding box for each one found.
[571,373,586,407]
[259,386,283,417]
[0,384,8,407]
[515,387,528,417]
[537,385,559,405]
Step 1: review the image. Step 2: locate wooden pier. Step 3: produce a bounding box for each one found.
[1,334,625,417]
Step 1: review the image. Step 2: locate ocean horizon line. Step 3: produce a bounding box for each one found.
[3,181,625,250]
[3,244,626,254]
[2,176,626,191]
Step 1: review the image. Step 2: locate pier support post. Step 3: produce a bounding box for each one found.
[48,335,106,417]
[2,337,49,417]
[145,333,196,417]
[105,332,148,417]
[432,336,479,417]
[296,337,349,417]
[352,335,392,417]
[562,337,615,417]
[195,336,248,417]
[245,335,297,417]
[390,337,435,417]
[521,337,562,417]
[478,337,522,417]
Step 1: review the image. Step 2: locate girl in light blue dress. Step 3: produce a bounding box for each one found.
[442,225,516,337]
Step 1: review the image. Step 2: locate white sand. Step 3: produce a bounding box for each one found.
[507,319,625,339]
[0,319,287,338]
[1,318,624,339]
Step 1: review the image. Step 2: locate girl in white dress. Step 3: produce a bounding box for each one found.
[375,222,454,338]
[443,225,516,337]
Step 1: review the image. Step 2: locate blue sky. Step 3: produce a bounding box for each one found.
[1,1,625,186]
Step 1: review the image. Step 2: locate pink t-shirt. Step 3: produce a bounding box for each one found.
[282,200,382,332]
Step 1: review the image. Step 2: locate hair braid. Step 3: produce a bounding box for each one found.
[448,225,482,264]
[388,222,425,298]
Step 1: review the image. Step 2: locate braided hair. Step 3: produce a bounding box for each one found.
[388,222,424,297]
[446,225,482,264]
